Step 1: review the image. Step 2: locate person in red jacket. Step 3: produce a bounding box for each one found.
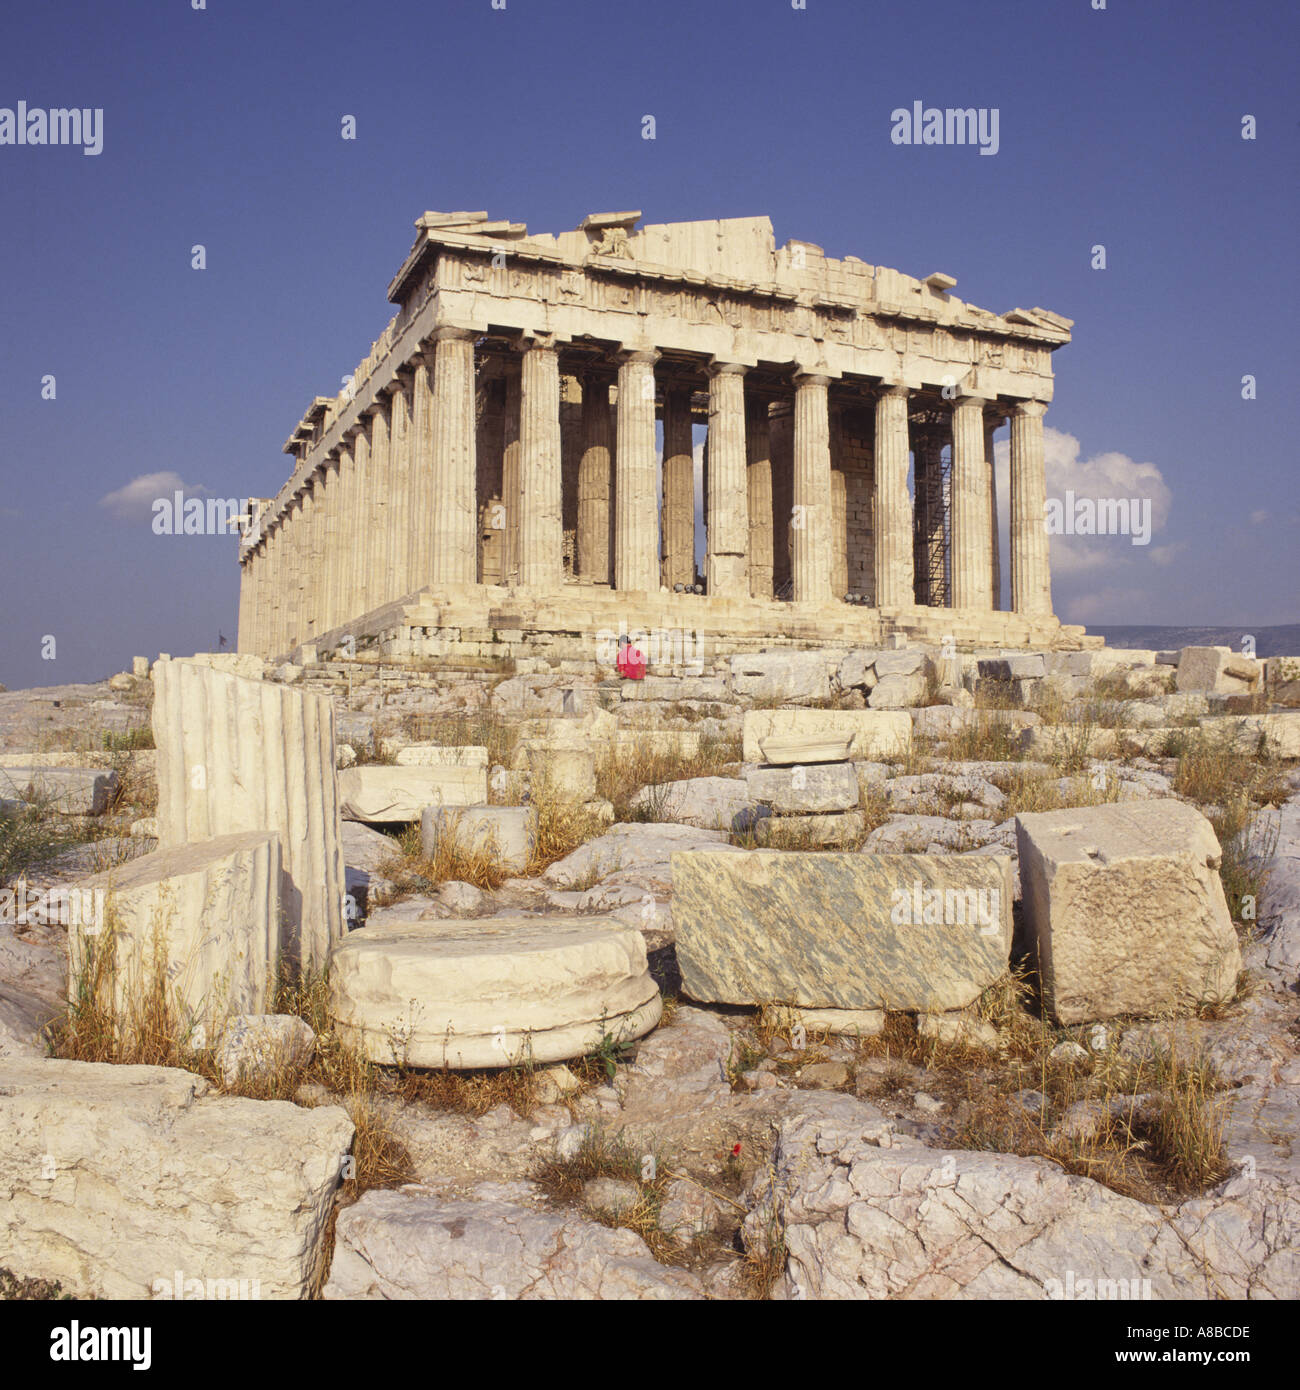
[615,633,647,680]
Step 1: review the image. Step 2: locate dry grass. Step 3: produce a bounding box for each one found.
[396,709,520,770]
[946,715,1026,764]
[998,766,1121,820]
[532,1126,685,1265]
[595,732,740,823]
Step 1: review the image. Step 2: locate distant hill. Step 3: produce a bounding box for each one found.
[1088,624,1300,659]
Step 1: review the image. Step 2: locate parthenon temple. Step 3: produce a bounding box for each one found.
[237,210,1083,662]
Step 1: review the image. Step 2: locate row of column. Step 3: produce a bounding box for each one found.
[240,336,1053,657]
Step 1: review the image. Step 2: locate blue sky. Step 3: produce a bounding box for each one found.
[1,0,1296,689]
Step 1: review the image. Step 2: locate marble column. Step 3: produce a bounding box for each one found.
[746,397,773,600]
[577,369,614,583]
[831,468,848,599]
[614,350,661,593]
[950,397,993,610]
[349,427,371,623]
[303,481,322,638]
[705,362,749,597]
[282,499,302,649]
[407,351,436,592]
[316,458,338,632]
[769,402,793,596]
[519,337,563,589]
[1010,399,1052,617]
[985,411,1002,611]
[660,386,694,590]
[364,401,391,613]
[387,376,413,602]
[501,363,521,585]
[873,384,914,607]
[791,373,832,604]
[430,327,477,586]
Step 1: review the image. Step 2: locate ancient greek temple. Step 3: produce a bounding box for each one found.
[237,211,1080,661]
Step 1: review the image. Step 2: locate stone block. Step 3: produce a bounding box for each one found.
[0,1056,351,1298]
[629,777,758,831]
[152,659,344,974]
[420,806,535,873]
[392,743,489,768]
[73,831,281,1032]
[337,765,487,822]
[978,654,1046,681]
[0,767,118,816]
[1232,713,1300,759]
[528,747,597,802]
[743,709,910,764]
[727,651,836,704]
[132,656,150,677]
[328,916,662,1068]
[180,651,266,682]
[746,762,859,814]
[1265,656,1300,708]
[1016,801,1241,1025]
[671,851,1012,1012]
[868,672,929,708]
[1175,646,1261,695]
[753,811,866,847]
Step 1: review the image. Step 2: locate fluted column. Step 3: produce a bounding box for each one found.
[302,482,321,638]
[950,397,993,610]
[519,337,563,589]
[791,373,832,604]
[873,384,914,607]
[661,386,694,590]
[430,327,477,586]
[364,401,391,613]
[501,363,521,585]
[614,349,661,593]
[336,440,360,627]
[578,369,614,583]
[770,402,793,596]
[985,411,1002,611]
[349,427,371,622]
[314,460,336,632]
[705,362,749,597]
[282,500,302,649]
[387,376,412,601]
[746,397,773,599]
[271,522,288,655]
[1010,399,1052,617]
[406,352,436,591]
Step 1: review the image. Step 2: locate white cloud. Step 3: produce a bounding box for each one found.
[1249,509,1268,525]
[995,427,1171,577]
[98,471,206,522]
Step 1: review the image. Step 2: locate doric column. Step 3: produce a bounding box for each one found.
[614,349,661,593]
[831,469,848,599]
[769,402,793,595]
[501,362,521,585]
[349,427,371,623]
[430,327,477,586]
[387,375,412,601]
[950,396,993,610]
[661,386,694,590]
[911,429,944,607]
[873,384,914,607]
[791,373,832,604]
[364,401,390,613]
[578,369,614,583]
[407,350,436,591]
[1010,399,1052,617]
[518,337,563,589]
[746,397,773,599]
[985,410,1003,611]
[237,554,252,653]
[270,521,287,656]
[316,459,338,632]
[282,498,303,649]
[303,481,322,637]
[705,362,749,597]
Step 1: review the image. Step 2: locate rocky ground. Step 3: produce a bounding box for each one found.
[2,642,1298,1299]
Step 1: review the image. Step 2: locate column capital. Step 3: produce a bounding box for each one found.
[1012,398,1049,419]
[793,371,832,389]
[707,358,748,377]
[520,330,562,354]
[876,382,910,400]
[616,346,661,367]
[430,324,479,344]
